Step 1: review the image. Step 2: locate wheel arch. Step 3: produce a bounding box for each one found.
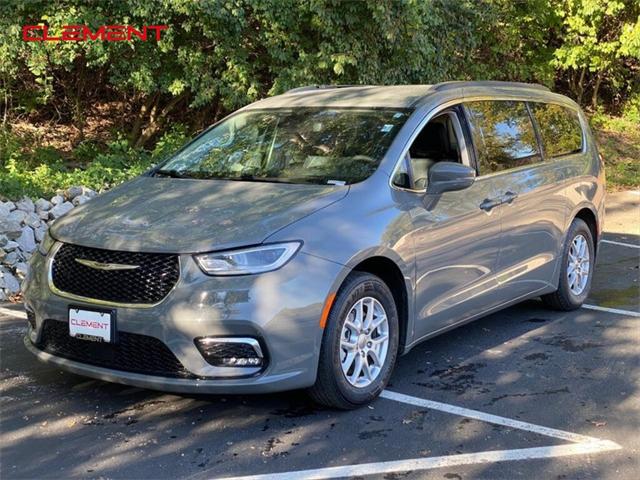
[348,255,412,354]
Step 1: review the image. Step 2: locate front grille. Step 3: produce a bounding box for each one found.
[51,243,179,304]
[37,319,197,378]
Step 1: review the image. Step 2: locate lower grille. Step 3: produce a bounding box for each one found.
[37,319,197,379]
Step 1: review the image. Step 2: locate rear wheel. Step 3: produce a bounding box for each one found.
[308,272,399,409]
[542,218,594,311]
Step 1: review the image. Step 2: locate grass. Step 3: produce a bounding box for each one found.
[590,114,640,191]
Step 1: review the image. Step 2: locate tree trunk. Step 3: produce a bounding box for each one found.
[591,72,603,111]
[133,93,187,149]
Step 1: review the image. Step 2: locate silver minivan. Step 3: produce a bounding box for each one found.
[23,82,605,408]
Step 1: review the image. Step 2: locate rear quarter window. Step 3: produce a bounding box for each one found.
[464,100,541,175]
[530,102,583,158]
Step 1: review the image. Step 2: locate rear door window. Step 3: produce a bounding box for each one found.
[529,103,583,158]
[464,101,541,175]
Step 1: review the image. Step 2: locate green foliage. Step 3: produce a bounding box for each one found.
[590,113,640,190]
[0,128,188,200]
[0,0,638,198]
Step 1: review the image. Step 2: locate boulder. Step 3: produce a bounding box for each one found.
[16,226,36,253]
[0,219,22,240]
[51,194,64,206]
[0,202,11,218]
[83,188,97,198]
[37,210,50,220]
[3,251,19,266]
[34,225,47,242]
[35,198,53,211]
[24,212,41,228]
[0,269,20,294]
[15,262,29,280]
[7,209,27,224]
[0,234,7,247]
[15,197,35,213]
[72,195,90,206]
[65,186,84,200]
[3,240,19,252]
[49,201,74,220]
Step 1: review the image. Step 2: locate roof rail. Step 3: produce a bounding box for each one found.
[434,81,550,92]
[285,85,362,94]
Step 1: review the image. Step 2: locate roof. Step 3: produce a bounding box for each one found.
[244,82,551,110]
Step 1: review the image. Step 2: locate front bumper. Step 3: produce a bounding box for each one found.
[22,247,343,394]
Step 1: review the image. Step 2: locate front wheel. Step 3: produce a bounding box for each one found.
[308,272,399,409]
[542,218,595,311]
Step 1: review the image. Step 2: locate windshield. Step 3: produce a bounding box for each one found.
[156,108,410,185]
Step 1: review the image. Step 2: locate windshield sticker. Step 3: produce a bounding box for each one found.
[380,124,394,133]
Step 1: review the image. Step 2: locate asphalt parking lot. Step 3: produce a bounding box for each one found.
[1,227,638,479]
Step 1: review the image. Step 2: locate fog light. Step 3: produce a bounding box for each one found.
[195,337,264,368]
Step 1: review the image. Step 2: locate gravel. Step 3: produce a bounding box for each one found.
[0,186,97,300]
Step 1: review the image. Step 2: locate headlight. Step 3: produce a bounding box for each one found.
[195,242,301,276]
[38,230,56,256]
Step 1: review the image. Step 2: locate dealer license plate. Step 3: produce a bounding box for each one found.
[69,307,113,343]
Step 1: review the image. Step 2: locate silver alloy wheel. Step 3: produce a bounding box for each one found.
[567,234,590,295]
[339,296,390,388]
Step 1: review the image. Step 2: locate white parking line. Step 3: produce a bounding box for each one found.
[601,239,640,249]
[220,391,620,480]
[583,304,640,318]
[0,307,26,320]
[380,390,598,443]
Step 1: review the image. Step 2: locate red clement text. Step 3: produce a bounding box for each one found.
[70,319,109,330]
[22,25,168,42]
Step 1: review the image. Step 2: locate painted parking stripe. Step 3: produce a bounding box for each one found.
[380,390,599,443]
[582,304,640,318]
[0,307,26,319]
[219,391,620,480]
[219,443,620,480]
[601,239,640,249]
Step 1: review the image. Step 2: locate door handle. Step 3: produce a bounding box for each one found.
[479,197,502,211]
[502,191,518,204]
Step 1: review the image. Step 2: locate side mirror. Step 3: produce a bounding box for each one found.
[426,162,476,195]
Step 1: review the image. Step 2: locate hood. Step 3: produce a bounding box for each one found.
[50,176,348,253]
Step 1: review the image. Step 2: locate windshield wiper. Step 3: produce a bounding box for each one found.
[154,169,190,178]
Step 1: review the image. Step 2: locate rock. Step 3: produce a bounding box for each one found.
[49,201,74,219]
[1,201,16,213]
[0,290,6,301]
[65,186,84,200]
[0,219,22,240]
[83,188,97,198]
[24,212,41,228]
[23,251,32,261]
[3,240,19,252]
[0,203,11,218]
[72,195,90,206]
[15,262,29,280]
[0,234,7,247]
[0,248,5,261]
[1,269,20,294]
[34,225,47,242]
[7,209,27,224]
[4,251,19,265]
[51,195,64,206]
[16,226,36,253]
[35,198,53,211]
[15,197,35,213]
[37,210,49,220]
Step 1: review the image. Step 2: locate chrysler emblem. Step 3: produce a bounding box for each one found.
[75,258,140,271]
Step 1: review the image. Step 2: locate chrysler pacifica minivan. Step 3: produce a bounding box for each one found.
[23,82,604,408]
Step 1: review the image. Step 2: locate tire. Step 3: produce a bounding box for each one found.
[541,218,595,311]
[308,272,399,409]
